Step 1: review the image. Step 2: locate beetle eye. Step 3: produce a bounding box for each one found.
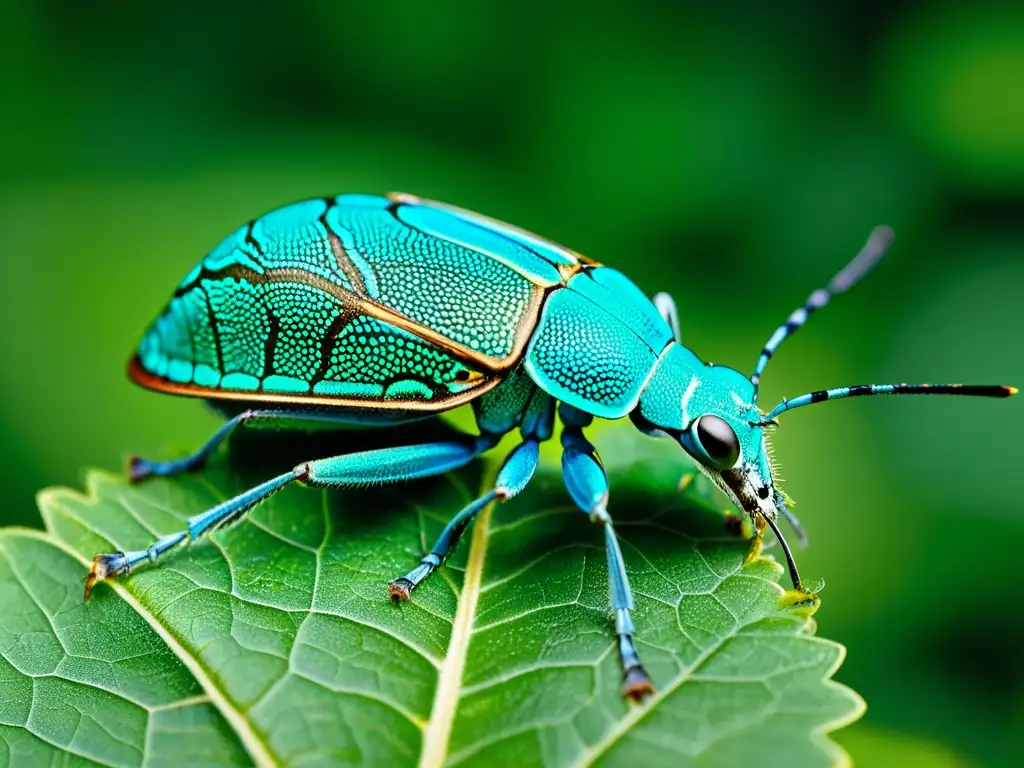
[693,414,740,469]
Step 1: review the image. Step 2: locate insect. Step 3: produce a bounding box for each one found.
[85,192,1016,700]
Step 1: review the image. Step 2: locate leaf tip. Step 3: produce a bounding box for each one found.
[779,587,822,616]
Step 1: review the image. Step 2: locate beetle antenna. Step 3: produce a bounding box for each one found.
[750,226,894,401]
[760,383,1017,422]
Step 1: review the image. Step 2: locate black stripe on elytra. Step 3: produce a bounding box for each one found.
[318,210,368,295]
[181,292,197,371]
[172,263,501,372]
[244,220,265,256]
[176,264,247,298]
[263,314,281,378]
[176,267,354,381]
[310,311,356,387]
[171,285,223,377]
[200,287,225,375]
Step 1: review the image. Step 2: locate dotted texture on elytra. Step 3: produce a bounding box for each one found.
[182,199,361,293]
[202,278,272,378]
[567,268,673,353]
[331,205,534,359]
[263,282,342,382]
[136,195,554,406]
[323,315,474,394]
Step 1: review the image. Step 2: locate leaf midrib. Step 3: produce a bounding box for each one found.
[418,465,499,768]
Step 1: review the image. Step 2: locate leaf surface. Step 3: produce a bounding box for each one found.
[0,529,248,767]
[4,426,863,767]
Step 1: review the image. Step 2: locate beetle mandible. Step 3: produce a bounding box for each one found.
[85,192,1016,700]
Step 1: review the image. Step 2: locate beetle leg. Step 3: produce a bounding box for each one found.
[86,432,497,601]
[128,409,361,483]
[85,469,300,601]
[388,437,540,600]
[560,419,655,702]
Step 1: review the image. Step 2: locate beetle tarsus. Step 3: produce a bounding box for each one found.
[622,666,656,702]
[127,456,151,483]
[84,552,129,602]
[83,571,98,602]
[387,578,414,602]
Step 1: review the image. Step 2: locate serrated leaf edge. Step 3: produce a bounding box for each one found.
[572,630,863,767]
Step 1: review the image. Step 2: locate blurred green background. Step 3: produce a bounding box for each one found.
[1,2,1022,765]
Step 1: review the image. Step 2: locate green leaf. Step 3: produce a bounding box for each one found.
[3,426,862,767]
[0,530,248,766]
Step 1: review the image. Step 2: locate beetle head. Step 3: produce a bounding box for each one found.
[634,344,785,533]
[634,227,1016,594]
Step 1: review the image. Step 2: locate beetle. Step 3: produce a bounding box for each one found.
[85,192,1016,700]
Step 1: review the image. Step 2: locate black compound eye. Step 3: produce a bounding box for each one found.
[694,414,740,469]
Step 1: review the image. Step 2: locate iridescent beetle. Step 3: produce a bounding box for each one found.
[85,192,1016,699]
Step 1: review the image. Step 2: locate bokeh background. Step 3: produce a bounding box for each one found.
[1,2,1022,765]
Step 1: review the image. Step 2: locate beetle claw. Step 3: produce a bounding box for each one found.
[127,456,151,483]
[84,571,98,602]
[387,578,414,602]
[84,552,129,601]
[622,666,656,702]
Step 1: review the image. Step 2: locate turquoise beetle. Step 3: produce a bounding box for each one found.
[86,192,1015,699]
